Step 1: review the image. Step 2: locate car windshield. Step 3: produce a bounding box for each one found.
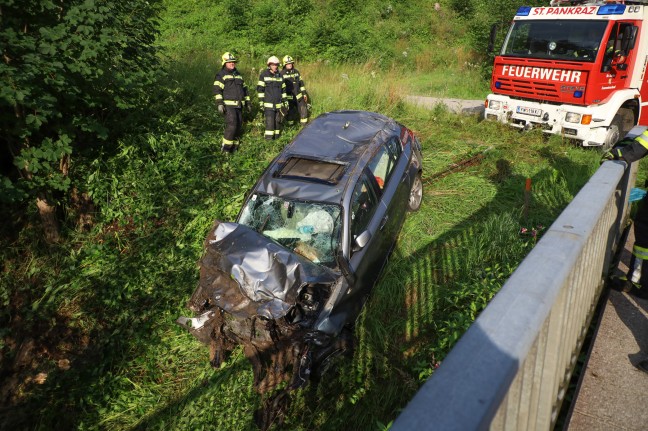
[238,194,342,268]
[502,20,608,62]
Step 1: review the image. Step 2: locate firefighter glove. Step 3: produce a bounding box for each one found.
[246,103,252,114]
[217,104,225,116]
[601,148,622,163]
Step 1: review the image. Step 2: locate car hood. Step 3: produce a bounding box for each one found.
[192,221,338,320]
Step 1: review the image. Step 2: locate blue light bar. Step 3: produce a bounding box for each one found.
[573,90,583,98]
[495,81,502,89]
[516,6,532,16]
[598,4,626,15]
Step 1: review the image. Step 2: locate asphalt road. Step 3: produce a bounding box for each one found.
[405,95,485,116]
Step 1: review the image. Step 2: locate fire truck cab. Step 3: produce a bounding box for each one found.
[485,1,648,150]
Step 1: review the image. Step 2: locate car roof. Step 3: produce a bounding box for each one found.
[254,110,402,204]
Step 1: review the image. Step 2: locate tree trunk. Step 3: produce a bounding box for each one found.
[36,195,60,243]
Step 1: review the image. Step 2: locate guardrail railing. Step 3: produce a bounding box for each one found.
[391,128,641,430]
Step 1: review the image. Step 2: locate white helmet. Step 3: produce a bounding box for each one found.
[267,56,280,65]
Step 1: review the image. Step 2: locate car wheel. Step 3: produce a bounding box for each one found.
[312,328,354,382]
[408,173,423,212]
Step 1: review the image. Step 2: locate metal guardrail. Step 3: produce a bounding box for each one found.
[392,128,642,431]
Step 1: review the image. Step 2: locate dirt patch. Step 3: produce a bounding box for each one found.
[0,294,90,408]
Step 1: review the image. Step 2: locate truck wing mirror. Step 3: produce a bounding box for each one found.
[488,24,499,53]
[621,26,638,52]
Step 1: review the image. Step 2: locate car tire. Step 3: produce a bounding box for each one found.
[408,172,423,212]
[311,327,354,382]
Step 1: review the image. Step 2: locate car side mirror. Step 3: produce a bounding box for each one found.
[353,230,372,252]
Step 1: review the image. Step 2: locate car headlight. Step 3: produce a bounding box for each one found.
[565,112,581,124]
[489,100,502,111]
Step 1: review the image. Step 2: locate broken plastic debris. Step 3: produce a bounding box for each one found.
[176,311,216,330]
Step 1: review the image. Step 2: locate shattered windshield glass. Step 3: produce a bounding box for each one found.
[238,194,342,268]
[502,20,608,62]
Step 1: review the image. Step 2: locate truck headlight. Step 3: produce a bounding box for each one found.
[488,100,502,111]
[565,112,581,124]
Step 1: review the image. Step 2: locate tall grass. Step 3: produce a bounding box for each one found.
[0,50,604,431]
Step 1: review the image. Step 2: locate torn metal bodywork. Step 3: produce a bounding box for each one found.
[177,110,423,402]
[177,221,350,393]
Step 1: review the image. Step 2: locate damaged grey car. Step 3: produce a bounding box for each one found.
[177,110,423,398]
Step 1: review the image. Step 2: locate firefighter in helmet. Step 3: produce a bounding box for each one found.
[282,55,309,125]
[257,56,288,140]
[604,131,648,374]
[213,52,251,153]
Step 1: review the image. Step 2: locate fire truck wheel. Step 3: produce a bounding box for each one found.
[601,114,622,153]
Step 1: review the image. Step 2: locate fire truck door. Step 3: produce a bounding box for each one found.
[596,22,638,98]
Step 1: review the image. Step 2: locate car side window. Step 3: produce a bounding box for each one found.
[387,135,402,157]
[350,173,378,239]
[367,137,400,190]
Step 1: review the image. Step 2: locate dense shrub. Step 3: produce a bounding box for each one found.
[0,0,163,241]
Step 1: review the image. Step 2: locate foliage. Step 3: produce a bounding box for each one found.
[0,0,614,429]
[160,0,458,67]
[0,0,162,206]
[0,53,604,428]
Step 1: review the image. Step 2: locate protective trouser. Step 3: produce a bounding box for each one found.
[628,194,648,289]
[287,99,308,124]
[264,108,283,140]
[222,107,243,152]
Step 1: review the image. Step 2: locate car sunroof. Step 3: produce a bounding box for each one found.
[275,157,347,184]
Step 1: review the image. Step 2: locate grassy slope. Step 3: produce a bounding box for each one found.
[2,1,635,429]
[0,52,603,430]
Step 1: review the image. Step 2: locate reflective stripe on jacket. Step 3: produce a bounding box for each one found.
[619,129,648,164]
[213,67,249,108]
[257,69,286,109]
[282,67,307,101]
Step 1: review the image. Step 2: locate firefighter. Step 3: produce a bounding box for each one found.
[282,55,309,125]
[604,133,648,374]
[257,56,287,140]
[213,52,251,153]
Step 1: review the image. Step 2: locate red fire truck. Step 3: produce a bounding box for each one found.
[484,0,648,150]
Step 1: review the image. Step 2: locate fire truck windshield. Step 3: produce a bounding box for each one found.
[501,20,608,62]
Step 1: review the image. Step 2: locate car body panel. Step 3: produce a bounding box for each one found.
[191,222,337,321]
[178,110,423,396]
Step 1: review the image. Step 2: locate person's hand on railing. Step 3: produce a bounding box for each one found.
[601,149,622,162]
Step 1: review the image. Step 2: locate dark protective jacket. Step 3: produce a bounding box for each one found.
[257,68,286,109]
[282,67,307,101]
[613,129,648,163]
[213,67,249,108]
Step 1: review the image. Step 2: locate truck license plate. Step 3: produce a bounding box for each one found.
[516,106,542,117]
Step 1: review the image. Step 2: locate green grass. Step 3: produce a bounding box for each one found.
[0,50,605,431]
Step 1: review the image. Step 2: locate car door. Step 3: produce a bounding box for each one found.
[347,171,390,298]
[367,135,411,245]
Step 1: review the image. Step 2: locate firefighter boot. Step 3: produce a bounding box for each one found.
[625,255,648,298]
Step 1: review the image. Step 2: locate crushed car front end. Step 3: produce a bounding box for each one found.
[177,221,351,393]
